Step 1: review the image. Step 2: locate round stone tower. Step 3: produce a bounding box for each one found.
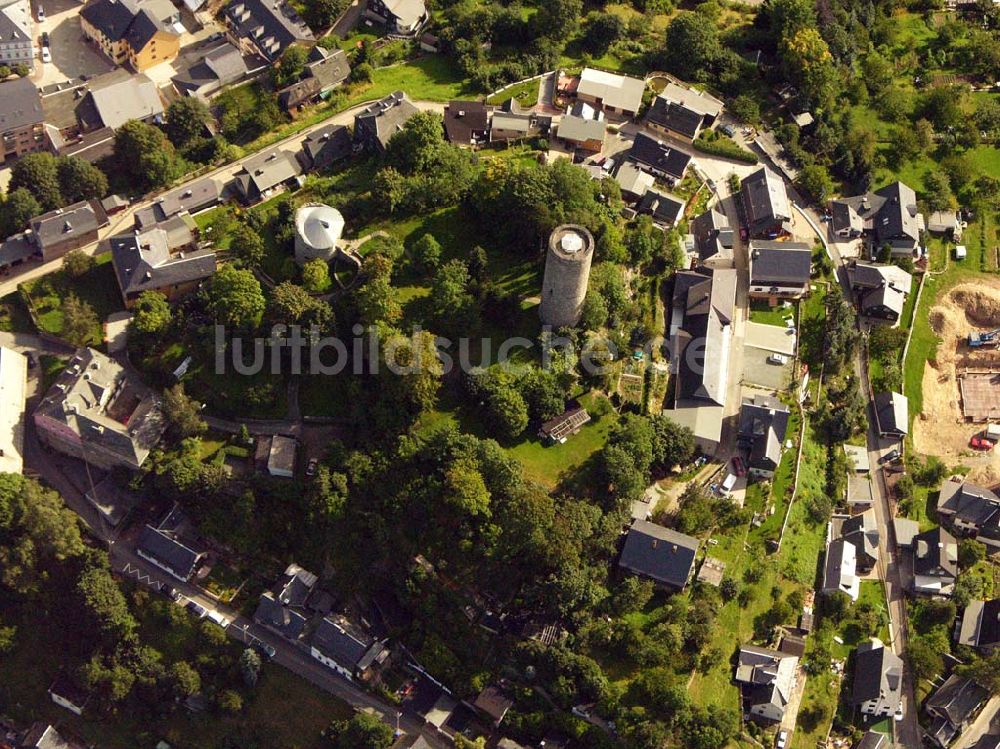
[540,224,594,328]
[293,203,344,265]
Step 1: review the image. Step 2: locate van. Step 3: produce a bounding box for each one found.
[721,473,737,494]
[207,610,230,629]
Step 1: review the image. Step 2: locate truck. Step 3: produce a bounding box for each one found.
[968,328,1000,348]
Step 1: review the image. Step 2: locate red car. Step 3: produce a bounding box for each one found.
[731,456,747,476]
[970,436,993,451]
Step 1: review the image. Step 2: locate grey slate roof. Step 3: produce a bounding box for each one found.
[938,479,1000,543]
[254,591,308,639]
[557,114,605,144]
[646,95,704,138]
[307,47,350,89]
[225,0,314,60]
[135,178,221,228]
[311,615,371,669]
[0,77,44,133]
[443,100,490,144]
[926,675,988,727]
[613,162,655,198]
[738,394,790,472]
[913,525,959,578]
[109,217,216,298]
[852,640,903,713]
[671,267,736,406]
[691,206,734,264]
[741,167,792,234]
[138,525,202,579]
[873,391,907,436]
[81,0,139,41]
[30,200,109,250]
[628,133,692,179]
[0,232,35,267]
[234,149,302,197]
[830,181,921,248]
[300,123,353,170]
[619,519,698,588]
[89,74,164,130]
[958,598,1000,650]
[354,90,420,151]
[749,241,812,287]
[637,188,684,227]
[855,731,888,749]
[172,42,249,97]
[971,736,1000,749]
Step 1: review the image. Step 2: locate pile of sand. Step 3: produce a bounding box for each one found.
[913,278,1000,482]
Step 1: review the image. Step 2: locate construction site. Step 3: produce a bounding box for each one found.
[915,280,1000,482]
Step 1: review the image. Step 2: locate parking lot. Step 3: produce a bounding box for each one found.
[31,0,115,88]
[742,321,796,390]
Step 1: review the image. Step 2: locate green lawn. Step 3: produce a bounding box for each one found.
[20,253,123,346]
[486,78,539,107]
[349,56,475,105]
[749,300,795,326]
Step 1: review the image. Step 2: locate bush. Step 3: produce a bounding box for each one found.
[692,131,758,164]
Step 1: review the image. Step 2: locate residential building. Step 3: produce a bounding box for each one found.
[0,230,34,271]
[20,723,85,749]
[109,214,216,306]
[299,123,352,171]
[80,0,181,71]
[443,100,490,146]
[737,394,790,478]
[627,132,692,183]
[366,0,428,35]
[233,149,302,203]
[474,685,513,725]
[852,639,903,718]
[925,675,989,748]
[171,42,250,98]
[637,188,685,228]
[937,478,1000,548]
[88,73,165,130]
[224,0,314,62]
[137,524,204,580]
[33,348,165,470]
[822,505,880,602]
[846,474,874,512]
[264,434,296,477]
[740,167,793,239]
[873,390,908,439]
[538,401,591,444]
[0,0,34,71]
[849,260,913,324]
[748,240,812,302]
[665,267,736,453]
[556,114,605,153]
[277,46,350,113]
[0,77,46,160]
[734,645,799,723]
[613,162,655,202]
[855,732,888,749]
[354,90,420,153]
[830,181,922,257]
[894,517,920,549]
[134,177,221,229]
[912,526,959,596]
[957,598,1000,652]
[254,562,317,640]
[575,67,645,117]
[619,519,699,590]
[310,615,389,680]
[691,206,734,269]
[29,199,109,263]
[489,106,551,143]
[645,82,722,140]
[839,509,880,572]
[0,345,27,474]
[822,537,860,600]
[927,210,962,240]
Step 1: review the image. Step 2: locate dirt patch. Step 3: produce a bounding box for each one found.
[913,279,1000,481]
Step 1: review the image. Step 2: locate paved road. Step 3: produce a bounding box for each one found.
[954,695,1000,748]
[0,99,446,300]
[18,382,448,747]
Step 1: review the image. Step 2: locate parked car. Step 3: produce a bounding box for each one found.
[254,640,277,660]
[879,448,901,465]
[731,456,746,477]
[207,610,230,629]
[186,600,208,619]
[35,3,44,20]
[159,583,178,600]
[970,436,993,450]
[40,46,50,63]
[776,730,788,749]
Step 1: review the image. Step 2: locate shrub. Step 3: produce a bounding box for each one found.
[692,131,758,164]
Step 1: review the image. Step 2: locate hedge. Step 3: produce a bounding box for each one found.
[692,136,759,164]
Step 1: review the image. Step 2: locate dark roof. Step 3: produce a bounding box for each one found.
[474,685,513,723]
[307,47,350,89]
[354,90,420,151]
[172,43,249,97]
[852,641,903,710]
[81,0,138,42]
[0,77,44,133]
[938,480,1000,540]
[619,519,698,588]
[971,736,1000,749]
[926,675,988,726]
[671,267,736,405]
[0,232,35,267]
[855,732,888,749]
[311,616,370,669]
[741,167,791,233]
[300,123,353,169]
[235,149,302,197]
[872,181,920,245]
[278,76,322,109]
[646,96,704,138]
[224,0,314,61]
[738,394,790,471]
[968,598,1000,648]
[253,591,307,639]
[749,241,812,286]
[444,100,490,144]
[628,133,692,179]
[638,188,684,227]
[30,200,109,250]
[873,390,907,436]
[137,525,202,579]
[109,220,216,298]
[540,400,590,440]
[125,7,165,51]
[912,526,958,578]
[691,206,734,263]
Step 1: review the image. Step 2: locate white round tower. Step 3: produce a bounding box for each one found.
[293,203,344,265]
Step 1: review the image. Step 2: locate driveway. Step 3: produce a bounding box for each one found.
[31,0,115,88]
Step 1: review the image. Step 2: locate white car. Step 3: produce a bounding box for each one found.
[207,610,231,629]
[35,3,44,20]
[40,46,51,63]
[776,730,788,749]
